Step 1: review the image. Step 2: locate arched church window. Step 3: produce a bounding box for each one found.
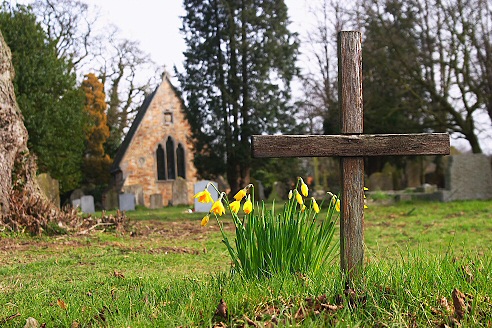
[166,137,176,180]
[177,143,186,179]
[156,144,166,180]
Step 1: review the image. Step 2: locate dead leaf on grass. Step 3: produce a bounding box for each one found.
[452,288,473,321]
[57,298,68,310]
[0,312,20,324]
[24,317,40,328]
[215,299,228,319]
[113,270,125,278]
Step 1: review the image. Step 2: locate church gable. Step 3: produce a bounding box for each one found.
[111,73,197,207]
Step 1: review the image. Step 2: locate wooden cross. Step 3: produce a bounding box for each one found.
[251,31,450,282]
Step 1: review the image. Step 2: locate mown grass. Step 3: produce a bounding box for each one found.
[1,199,491,327]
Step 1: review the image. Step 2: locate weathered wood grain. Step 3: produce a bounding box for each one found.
[251,133,450,158]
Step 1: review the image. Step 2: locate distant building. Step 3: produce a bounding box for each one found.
[109,72,197,207]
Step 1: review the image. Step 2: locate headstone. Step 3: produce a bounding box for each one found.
[80,195,95,214]
[250,178,265,201]
[368,172,393,191]
[122,184,144,206]
[441,154,492,201]
[72,198,81,209]
[119,193,135,211]
[36,173,60,208]
[172,177,189,205]
[194,180,218,213]
[267,181,288,201]
[405,159,422,188]
[102,189,119,210]
[70,188,84,203]
[150,194,163,209]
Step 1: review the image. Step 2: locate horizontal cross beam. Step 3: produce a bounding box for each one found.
[251,133,450,158]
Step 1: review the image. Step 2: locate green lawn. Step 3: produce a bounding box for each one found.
[1,199,491,327]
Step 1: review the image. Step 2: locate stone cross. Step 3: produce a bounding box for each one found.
[251,31,450,282]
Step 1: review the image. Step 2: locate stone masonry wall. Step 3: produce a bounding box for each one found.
[118,77,197,207]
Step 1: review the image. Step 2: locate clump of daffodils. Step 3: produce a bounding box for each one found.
[194,183,254,226]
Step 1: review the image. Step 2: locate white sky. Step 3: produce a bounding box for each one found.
[9,0,492,153]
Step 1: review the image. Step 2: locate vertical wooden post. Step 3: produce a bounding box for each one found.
[338,31,364,281]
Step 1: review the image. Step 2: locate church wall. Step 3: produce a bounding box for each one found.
[118,78,197,207]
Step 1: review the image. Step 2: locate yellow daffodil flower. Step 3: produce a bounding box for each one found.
[295,190,303,205]
[229,200,241,214]
[243,195,253,214]
[364,205,368,209]
[194,189,214,203]
[335,199,340,212]
[300,178,309,197]
[312,198,320,213]
[364,187,369,191]
[301,204,306,212]
[288,190,293,199]
[201,215,210,226]
[211,199,225,216]
[234,188,247,201]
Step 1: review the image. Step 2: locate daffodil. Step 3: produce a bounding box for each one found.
[229,200,241,214]
[234,188,247,201]
[194,189,214,203]
[211,199,226,216]
[243,195,253,214]
[312,198,320,213]
[288,190,293,199]
[300,178,309,197]
[201,215,210,226]
[332,196,340,212]
[295,190,303,205]
[301,204,306,212]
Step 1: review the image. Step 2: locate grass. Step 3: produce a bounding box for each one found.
[1,199,491,327]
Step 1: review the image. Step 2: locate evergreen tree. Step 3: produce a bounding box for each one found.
[81,73,112,184]
[178,0,300,192]
[0,3,86,192]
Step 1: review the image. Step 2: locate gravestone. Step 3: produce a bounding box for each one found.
[250,178,265,201]
[150,194,163,209]
[80,195,95,214]
[172,177,189,205]
[441,154,492,201]
[36,173,60,208]
[70,188,84,203]
[72,198,81,209]
[405,159,422,188]
[102,189,119,210]
[122,184,144,206]
[368,172,393,191]
[119,193,135,211]
[194,180,218,213]
[252,31,450,281]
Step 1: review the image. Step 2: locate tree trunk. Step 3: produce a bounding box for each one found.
[0,30,48,220]
[0,30,29,215]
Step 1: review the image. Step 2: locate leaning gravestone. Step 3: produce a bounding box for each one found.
[80,195,95,214]
[194,180,218,213]
[441,154,492,201]
[102,189,119,210]
[172,177,189,205]
[36,173,60,208]
[119,193,135,211]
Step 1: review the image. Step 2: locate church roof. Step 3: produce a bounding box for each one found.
[110,73,184,174]
[110,86,157,173]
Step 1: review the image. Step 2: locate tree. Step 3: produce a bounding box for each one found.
[0,3,86,192]
[81,73,112,184]
[99,36,161,158]
[360,0,490,153]
[178,0,300,192]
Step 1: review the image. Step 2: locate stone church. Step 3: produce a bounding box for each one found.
[109,72,197,208]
